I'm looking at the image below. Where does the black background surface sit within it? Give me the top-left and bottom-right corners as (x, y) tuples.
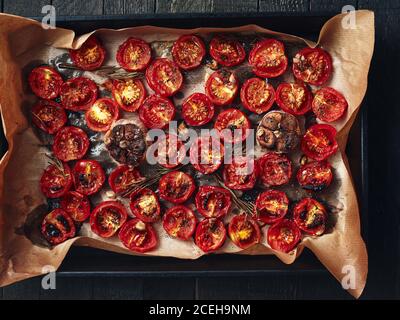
(0, 0), (399, 300)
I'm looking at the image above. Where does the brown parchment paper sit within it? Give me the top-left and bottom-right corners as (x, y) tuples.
(0, 10), (374, 298)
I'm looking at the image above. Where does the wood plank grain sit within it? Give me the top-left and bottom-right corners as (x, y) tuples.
(52, 0), (103, 16)
(259, 0), (309, 12)
(156, 0), (212, 13)
(211, 0), (258, 12)
(197, 275), (351, 299)
(38, 277), (93, 299)
(3, 0), (48, 16)
(310, 0), (357, 12)
(104, 0), (155, 14)
(143, 278), (195, 299)
(92, 277), (143, 299)
(358, 0), (400, 9)
(2, 278), (41, 300)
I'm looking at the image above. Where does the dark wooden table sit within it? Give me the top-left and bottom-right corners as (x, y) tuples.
(1, 0), (399, 300)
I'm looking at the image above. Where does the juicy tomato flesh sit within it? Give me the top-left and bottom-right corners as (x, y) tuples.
(41, 209), (75, 245)
(195, 219), (226, 253)
(119, 219), (157, 253)
(182, 93), (214, 126)
(60, 191), (90, 222)
(293, 48), (332, 85)
(195, 186), (231, 219)
(156, 135), (185, 168)
(215, 109), (250, 142)
(190, 136), (224, 174)
(301, 125), (338, 161)
(139, 95), (175, 129)
(277, 83), (310, 114)
(172, 35), (205, 70)
(210, 37), (245, 66)
(297, 161), (332, 191)
(117, 38), (151, 71)
(109, 165), (144, 194)
(53, 127), (89, 162)
(60, 77), (98, 111)
(147, 58), (183, 97)
(251, 41), (286, 71)
(29, 66), (62, 100)
(130, 189), (160, 222)
(312, 87), (348, 122)
(70, 37), (105, 70)
(159, 171), (195, 204)
(223, 157), (256, 190)
(267, 220), (301, 253)
(86, 99), (118, 132)
(163, 206), (197, 240)
(241, 78), (275, 114)
(40, 163), (72, 198)
(206, 70), (238, 106)
(73, 160), (105, 195)
(32, 100), (66, 134)
(255, 190), (289, 224)
(258, 153), (292, 186)
(95, 208), (124, 236)
(294, 198), (326, 235)
(229, 215), (260, 249)
(113, 79), (145, 112)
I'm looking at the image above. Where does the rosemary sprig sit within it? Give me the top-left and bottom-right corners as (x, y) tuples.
(45, 154), (66, 176)
(212, 173), (255, 215)
(58, 63), (143, 80)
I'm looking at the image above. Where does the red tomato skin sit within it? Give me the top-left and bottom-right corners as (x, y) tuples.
(240, 78), (275, 114)
(108, 165), (144, 195)
(72, 159), (105, 196)
(189, 136), (224, 174)
(228, 215), (261, 249)
(112, 79), (146, 112)
(195, 218), (227, 253)
(118, 218), (158, 253)
(158, 171), (196, 204)
(275, 82), (312, 115)
(139, 95), (176, 129)
(293, 198), (327, 236)
(60, 191), (91, 222)
(248, 39), (288, 78)
(214, 108), (251, 143)
(267, 219), (301, 253)
(28, 66), (63, 100)
(312, 87), (348, 122)
(254, 189), (289, 224)
(31, 100), (67, 134)
(182, 93), (215, 126)
(85, 98), (119, 132)
(292, 47), (333, 86)
(145, 58), (183, 97)
(60, 77), (98, 111)
(53, 126), (90, 162)
(209, 36), (246, 67)
(296, 161), (333, 191)
(40, 162), (73, 198)
(90, 200), (128, 238)
(257, 152), (292, 187)
(301, 124), (338, 161)
(223, 156), (257, 191)
(129, 188), (161, 223)
(172, 35), (206, 70)
(116, 37), (152, 72)
(69, 36), (106, 71)
(41, 209), (76, 245)
(195, 185), (232, 219)
(162, 205), (197, 240)
(205, 70), (239, 106)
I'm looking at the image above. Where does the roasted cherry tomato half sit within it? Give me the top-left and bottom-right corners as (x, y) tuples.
(28, 66), (63, 100)
(267, 219), (301, 253)
(130, 188), (161, 223)
(146, 58), (183, 97)
(155, 134), (186, 169)
(292, 47), (333, 86)
(301, 124), (338, 161)
(254, 190), (289, 224)
(53, 126), (90, 162)
(72, 159), (105, 196)
(228, 214), (261, 249)
(31, 100), (67, 134)
(297, 161), (333, 191)
(195, 218), (227, 253)
(163, 205), (197, 240)
(118, 218), (158, 253)
(41, 209), (76, 245)
(209, 36), (246, 67)
(139, 94), (176, 129)
(240, 77), (275, 114)
(90, 200), (128, 238)
(205, 70), (239, 106)
(293, 198), (327, 236)
(85, 98), (119, 132)
(158, 171), (196, 204)
(172, 34), (206, 70)
(195, 185), (232, 219)
(60, 77), (98, 111)
(116, 37), (151, 72)
(60, 191), (91, 222)
(258, 152), (292, 187)
(112, 78), (146, 112)
(182, 93), (215, 126)
(108, 165), (144, 195)
(40, 162), (72, 198)
(312, 87), (348, 122)
(69, 36), (106, 71)
(189, 136), (224, 174)
(214, 108), (251, 143)
(223, 156), (257, 190)
(276, 82), (312, 115)
(248, 39), (288, 78)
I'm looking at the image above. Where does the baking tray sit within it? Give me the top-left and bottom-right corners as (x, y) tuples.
(0, 12), (368, 276)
